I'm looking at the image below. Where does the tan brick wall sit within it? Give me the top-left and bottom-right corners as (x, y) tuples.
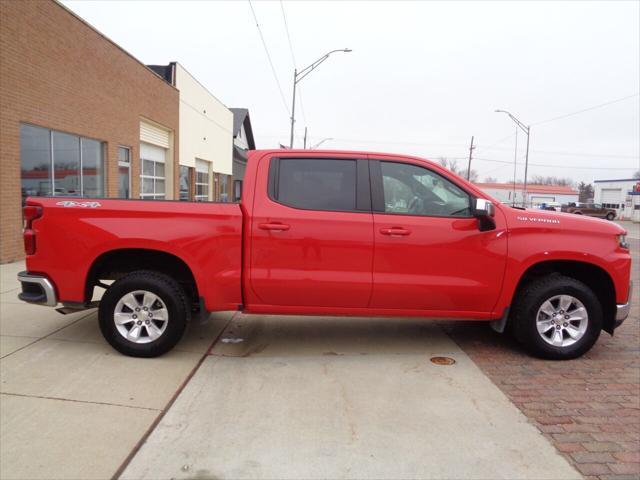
(0, 0), (179, 262)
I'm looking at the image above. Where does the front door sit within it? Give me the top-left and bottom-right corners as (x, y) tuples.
(248, 155), (373, 308)
(369, 158), (508, 316)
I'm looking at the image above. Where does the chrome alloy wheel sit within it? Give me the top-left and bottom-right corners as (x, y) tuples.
(113, 290), (169, 344)
(536, 295), (588, 347)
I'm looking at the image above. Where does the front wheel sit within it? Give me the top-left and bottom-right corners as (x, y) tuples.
(98, 270), (189, 357)
(606, 212), (615, 221)
(511, 275), (602, 360)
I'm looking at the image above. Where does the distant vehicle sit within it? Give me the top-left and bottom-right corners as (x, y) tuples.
(561, 202), (616, 221)
(538, 202), (561, 212)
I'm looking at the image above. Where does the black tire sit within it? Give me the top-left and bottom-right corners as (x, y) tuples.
(98, 270), (189, 357)
(511, 275), (602, 360)
(606, 212), (615, 221)
(573, 211), (583, 215)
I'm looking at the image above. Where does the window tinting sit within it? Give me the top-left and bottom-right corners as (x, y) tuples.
(380, 161), (471, 217)
(274, 159), (357, 211)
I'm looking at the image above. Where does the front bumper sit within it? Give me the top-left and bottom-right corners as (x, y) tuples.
(17, 272), (57, 307)
(614, 281), (633, 328)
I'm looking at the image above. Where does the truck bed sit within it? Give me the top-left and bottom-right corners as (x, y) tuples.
(24, 197), (243, 311)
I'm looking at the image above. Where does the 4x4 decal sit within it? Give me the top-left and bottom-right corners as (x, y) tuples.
(56, 201), (102, 208)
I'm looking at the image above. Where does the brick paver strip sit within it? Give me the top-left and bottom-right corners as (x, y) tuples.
(442, 238), (640, 480)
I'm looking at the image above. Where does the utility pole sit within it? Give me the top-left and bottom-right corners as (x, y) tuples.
(289, 68), (297, 149)
(512, 127), (518, 206)
(523, 126), (531, 207)
(466, 136), (475, 180)
(303, 127), (308, 149)
(495, 109), (531, 208)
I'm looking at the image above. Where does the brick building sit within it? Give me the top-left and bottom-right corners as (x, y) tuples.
(0, 0), (180, 262)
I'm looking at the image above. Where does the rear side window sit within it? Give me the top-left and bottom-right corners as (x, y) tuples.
(270, 158), (357, 211)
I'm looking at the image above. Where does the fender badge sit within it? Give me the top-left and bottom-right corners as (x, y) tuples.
(516, 215), (559, 224)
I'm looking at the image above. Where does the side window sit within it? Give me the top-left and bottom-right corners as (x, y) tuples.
(380, 161), (471, 217)
(272, 158), (357, 211)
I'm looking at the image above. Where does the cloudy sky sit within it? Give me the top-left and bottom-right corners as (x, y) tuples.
(63, 0), (639, 184)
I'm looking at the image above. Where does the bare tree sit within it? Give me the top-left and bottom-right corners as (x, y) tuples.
(438, 157), (478, 182)
(633, 170), (640, 179)
(484, 176), (498, 183)
(529, 175), (574, 187)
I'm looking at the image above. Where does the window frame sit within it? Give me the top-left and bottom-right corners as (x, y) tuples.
(193, 159), (212, 202)
(19, 122), (105, 200)
(139, 144), (166, 200)
(267, 156), (371, 213)
(370, 159), (475, 219)
(117, 146), (131, 199)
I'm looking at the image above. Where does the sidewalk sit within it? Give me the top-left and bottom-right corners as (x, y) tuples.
(0, 261), (232, 480)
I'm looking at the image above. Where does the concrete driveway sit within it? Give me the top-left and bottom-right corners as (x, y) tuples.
(121, 314), (579, 480)
(1, 262), (580, 480)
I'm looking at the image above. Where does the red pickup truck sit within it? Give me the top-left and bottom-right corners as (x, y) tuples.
(19, 150), (632, 360)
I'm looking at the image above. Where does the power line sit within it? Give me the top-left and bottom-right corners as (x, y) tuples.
(472, 157), (635, 170)
(477, 145), (638, 160)
(532, 93), (640, 126)
(259, 133), (638, 161)
(248, 0), (290, 117)
(477, 133), (515, 152)
(280, 0), (296, 67)
(279, 1), (307, 130)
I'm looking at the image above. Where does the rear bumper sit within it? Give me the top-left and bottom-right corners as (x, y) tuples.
(614, 281), (633, 329)
(17, 271), (57, 307)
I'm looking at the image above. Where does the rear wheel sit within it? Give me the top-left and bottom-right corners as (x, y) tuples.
(511, 275), (602, 359)
(98, 270), (188, 357)
(606, 212), (615, 221)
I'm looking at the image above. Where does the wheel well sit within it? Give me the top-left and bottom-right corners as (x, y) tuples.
(513, 260), (617, 334)
(86, 249), (199, 306)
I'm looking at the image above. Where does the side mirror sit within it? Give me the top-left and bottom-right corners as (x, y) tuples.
(473, 198), (496, 231)
(473, 198), (495, 218)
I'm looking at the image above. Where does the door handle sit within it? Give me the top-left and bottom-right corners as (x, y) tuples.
(380, 227), (411, 236)
(259, 222), (291, 231)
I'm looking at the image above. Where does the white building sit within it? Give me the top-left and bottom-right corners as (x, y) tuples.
(594, 178), (640, 222)
(149, 62), (233, 202)
(474, 182), (579, 207)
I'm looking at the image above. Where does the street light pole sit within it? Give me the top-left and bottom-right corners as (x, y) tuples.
(495, 109), (531, 207)
(289, 49), (352, 148)
(311, 137), (333, 149)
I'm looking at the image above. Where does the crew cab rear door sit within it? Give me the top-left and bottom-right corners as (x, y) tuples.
(247, 154), (373, 308)
(369, 157), (508, 315)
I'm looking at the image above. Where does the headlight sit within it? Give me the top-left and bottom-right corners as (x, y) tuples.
(618, 234), (629, 249)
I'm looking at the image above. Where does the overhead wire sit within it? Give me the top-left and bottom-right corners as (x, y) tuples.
(280, 0), (307, 136)
(532, 93), (640, 126)
(248, 0), (290, 118)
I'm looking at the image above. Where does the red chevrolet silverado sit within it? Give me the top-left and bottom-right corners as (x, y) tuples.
(18, 150), (632, 359)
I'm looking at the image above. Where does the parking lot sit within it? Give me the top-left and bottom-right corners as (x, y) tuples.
(1, 222), (637, 480)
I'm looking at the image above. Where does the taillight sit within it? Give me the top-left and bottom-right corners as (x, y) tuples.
(23, 229), (36, 255)
(23, 205), (42, 228)
(23, 205), (42, 255)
